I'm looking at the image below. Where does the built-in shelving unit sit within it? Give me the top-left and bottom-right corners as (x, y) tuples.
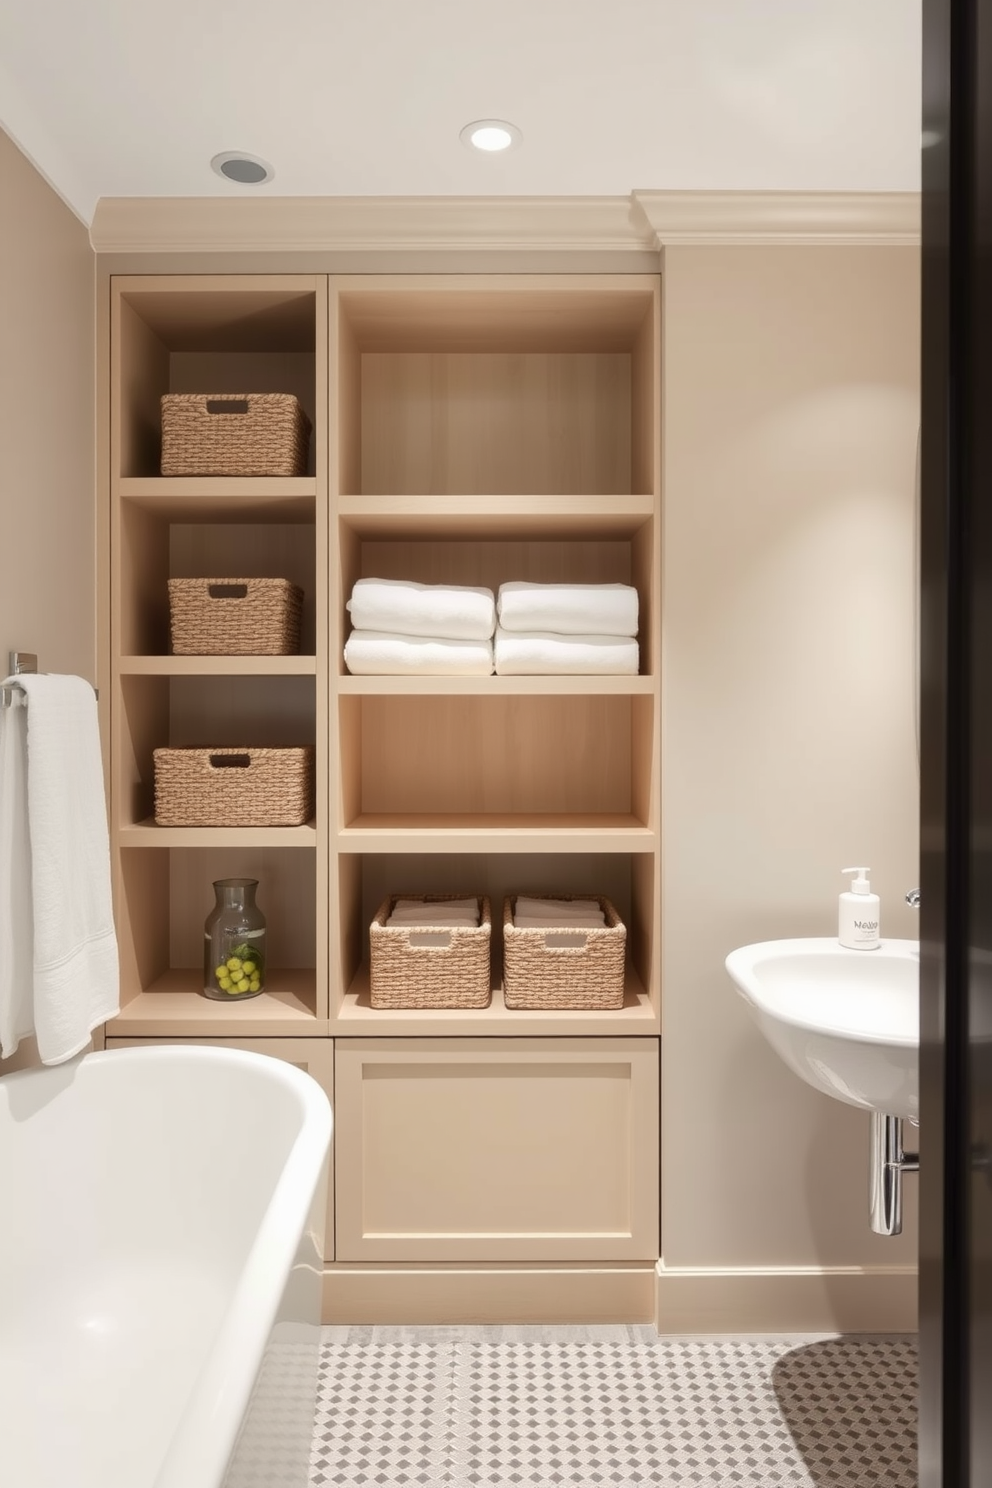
(106, 270), (659, 1039)
(108, 275), (328, 1036)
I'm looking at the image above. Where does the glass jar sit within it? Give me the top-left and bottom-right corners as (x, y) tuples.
(203, 878), (266, 1000)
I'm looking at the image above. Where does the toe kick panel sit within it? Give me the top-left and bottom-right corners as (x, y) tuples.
(334, 1037), (659, 1263)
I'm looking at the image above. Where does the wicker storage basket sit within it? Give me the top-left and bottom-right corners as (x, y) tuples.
(369, 895), (492, 1009)
(153, 746), (314, 827)
(502, 894), (626, 1010)
(168, 577), (304, 656)
(160, 393), (312, 477)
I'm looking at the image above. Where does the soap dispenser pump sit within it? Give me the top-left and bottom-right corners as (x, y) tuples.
(839, 867), (881, 950)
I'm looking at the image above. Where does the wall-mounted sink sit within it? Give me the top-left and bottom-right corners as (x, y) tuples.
(724, 938), (919, 1120)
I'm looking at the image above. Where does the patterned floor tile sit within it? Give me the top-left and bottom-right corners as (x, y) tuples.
(308, 1329), (917, 1487)
(310, 1339), (454, 1486)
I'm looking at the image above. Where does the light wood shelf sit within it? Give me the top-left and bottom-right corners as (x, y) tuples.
(119, 819), (318, 847)
(337, 494), (654, 538)
(110, 968), (323, 1037)
(334, 964), (656, 1037)
(118, 476), (316, 521)
(337, 674), (653, 696)
(336, 814), (655, 853)
(121, 655), (317, 676)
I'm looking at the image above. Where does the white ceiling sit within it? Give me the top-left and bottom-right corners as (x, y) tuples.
(0, 0), (922, 226)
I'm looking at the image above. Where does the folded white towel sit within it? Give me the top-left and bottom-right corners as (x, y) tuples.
(497, 582), (638, 637)
(4, 675), (119, 1065)
(392, 897), (479, 913)
(0, 694), (34, 1058)
(387, 914), (480, 928)
(513, 914), (606, 930)
(348, 578), (496, 641)
(345, 630), (494, 676)
(494, 628), (638, 676)
(348, 627), (493, 675)
(514, 896), (603, 917)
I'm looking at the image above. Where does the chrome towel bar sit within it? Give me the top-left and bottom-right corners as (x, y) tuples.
(0, 652), (98, 709)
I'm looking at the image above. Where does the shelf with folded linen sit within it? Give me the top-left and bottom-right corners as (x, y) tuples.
(340, 578), (645, 678)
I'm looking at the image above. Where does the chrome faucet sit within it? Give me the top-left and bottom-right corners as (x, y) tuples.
(906, 889), (921, 909)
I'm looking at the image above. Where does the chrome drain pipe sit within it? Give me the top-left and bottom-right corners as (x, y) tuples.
(869, 1112), (919, 1236)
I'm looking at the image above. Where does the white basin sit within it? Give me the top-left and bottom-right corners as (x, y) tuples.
(724, 937), (919, 1120)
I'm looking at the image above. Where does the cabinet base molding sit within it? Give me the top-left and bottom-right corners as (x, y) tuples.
(322, 1264), (657, 1325)
(654, 1262), (918, 1336)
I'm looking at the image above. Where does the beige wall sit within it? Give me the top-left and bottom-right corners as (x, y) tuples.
(660, 247), (920, 1308)
(0, 126), (94, 678)
(0, 127), (95, 1070)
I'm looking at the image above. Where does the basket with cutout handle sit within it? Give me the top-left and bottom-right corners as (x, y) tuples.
(153, 746), (314, 826)
(160, 392), (311, 477)
(168, 577), (303, 656)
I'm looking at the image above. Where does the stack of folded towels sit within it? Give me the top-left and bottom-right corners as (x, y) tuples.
(344, 578), (496, 675)
(512, 896), (607, 930)
(387, 896), (481, 927)
(494, 582), (639, 675)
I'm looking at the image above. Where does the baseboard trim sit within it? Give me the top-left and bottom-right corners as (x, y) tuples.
(654, 1263), (918, 1335)
(322, 1263), (656, 1325)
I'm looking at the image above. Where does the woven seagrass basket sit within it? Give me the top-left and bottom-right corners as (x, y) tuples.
(168, 577), (303, 656)
(502, 894), (626, 1010)
(160, 393), (311, 477)
(369, 895), (491, 1009)
(153, 746), (314, 827)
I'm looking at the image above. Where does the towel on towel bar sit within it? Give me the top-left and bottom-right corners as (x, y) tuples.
(0, 694), (33, 1057)
(497, 582), (638, 637)
(494, 628), (638, 676)
(345, 630), (494, 676)
(0, 674), (119, 1064)
(348, 578), (496, 641)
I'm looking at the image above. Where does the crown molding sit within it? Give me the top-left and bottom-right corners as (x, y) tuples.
(89, 194), (656, 255)
(632, 190), (921, 246)
(90, 190), (922, 256)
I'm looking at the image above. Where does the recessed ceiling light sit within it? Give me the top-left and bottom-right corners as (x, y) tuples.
(460, 119), (522, 154)
(210, 151), (274, 185)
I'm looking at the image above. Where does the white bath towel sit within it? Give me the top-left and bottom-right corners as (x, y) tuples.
(494, 628), (638, 676)
(514, 896), (603, 918)
(6, 675), (119, 1065)
(348, 578), (496, 641)
(345, 630), (494, 676)
(497, 582), (638, 637)
(0, 694), (34, 1058)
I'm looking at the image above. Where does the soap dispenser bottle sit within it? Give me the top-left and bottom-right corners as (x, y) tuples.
(839, 867), (881, 950)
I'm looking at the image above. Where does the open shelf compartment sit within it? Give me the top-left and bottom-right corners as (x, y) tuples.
(332, 274), (659, 498)
(117, 673), (317, 831)
(112, 845), (326, 1034)
(112, 275), (322, 480)
(330, 852), (659, 1035)
(336, 690), (656, 839)
(335, 517), (657, 679)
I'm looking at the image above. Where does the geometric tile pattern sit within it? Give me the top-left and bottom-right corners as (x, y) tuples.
(309, 1328), (917, 1487)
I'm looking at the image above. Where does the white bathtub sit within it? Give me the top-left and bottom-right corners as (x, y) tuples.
(0, 1044), (332, 1488)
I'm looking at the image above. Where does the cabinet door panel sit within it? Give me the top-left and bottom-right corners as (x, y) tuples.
(334, 1037), (658, 1262)
(105, 1036), (334, 1261)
